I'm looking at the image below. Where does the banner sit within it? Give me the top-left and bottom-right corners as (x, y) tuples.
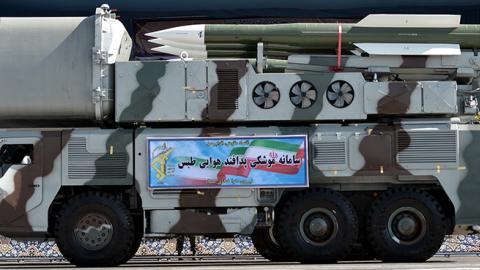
(148, 135), (308, 189)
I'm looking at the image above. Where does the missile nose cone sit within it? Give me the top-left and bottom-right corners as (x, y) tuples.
(146, 24), (206, 45)
(148, 37), (169, 45)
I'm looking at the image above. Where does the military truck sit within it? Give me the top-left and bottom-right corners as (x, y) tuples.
(0, 5), (479, 266)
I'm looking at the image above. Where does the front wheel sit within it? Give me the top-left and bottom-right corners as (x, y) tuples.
(54, 192), (136, 267)
(276, 188), (358, 263)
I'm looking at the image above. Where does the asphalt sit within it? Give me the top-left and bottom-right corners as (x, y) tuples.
(3, 256), (480, 270)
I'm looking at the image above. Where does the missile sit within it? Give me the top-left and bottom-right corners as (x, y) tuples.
(149, 39), (334, 53)
(147, 14), (480, 57)
(149, 37), (342, 59)
(151, 45), (288, 71)
(152, 45), (297, 59)
(148, 24), (205, 44)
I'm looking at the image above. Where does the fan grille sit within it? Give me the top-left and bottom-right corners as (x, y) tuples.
(326, 80), (355, 108)
(289, 81), (317, 109)
(252, 81), (280, 109)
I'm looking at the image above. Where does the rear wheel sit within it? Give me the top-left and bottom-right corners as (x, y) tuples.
(55, 192), (135, 267)
(277, 188), (358, 263)
(251, 226), (288, 262)
(366, 186), (447, 262)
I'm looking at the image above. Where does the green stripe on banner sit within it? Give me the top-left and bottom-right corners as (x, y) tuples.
(249, 139), (301, 152)
(229, 147), (248, 156)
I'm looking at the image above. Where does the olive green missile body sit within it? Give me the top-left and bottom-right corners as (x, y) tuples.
(201, 23), (480, 50)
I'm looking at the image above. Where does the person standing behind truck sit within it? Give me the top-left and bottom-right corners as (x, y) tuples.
(176, 235), (197, 258)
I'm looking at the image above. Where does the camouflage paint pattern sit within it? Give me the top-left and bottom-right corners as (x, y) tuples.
(456, 126), (480, 224)
(171, 61), (246, 234)
(353, 79), (417, 176)
(0, 130), (71, 236)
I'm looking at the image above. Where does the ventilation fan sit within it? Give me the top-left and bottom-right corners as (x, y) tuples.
(326, 80), (354, 108)
(252, 81), (280, 109)
(289, 81), (317, 109)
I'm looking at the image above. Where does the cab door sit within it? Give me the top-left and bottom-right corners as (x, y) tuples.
(0, 136), (43, 226)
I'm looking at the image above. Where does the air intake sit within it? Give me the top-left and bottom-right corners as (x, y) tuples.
(216, 69), (240, 110)
(397, 131), (457, 163)
(313, 141), (346, 165)
(67, 137), (127, 179)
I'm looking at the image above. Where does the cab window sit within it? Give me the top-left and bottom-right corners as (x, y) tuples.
(0, 144), (34, 165)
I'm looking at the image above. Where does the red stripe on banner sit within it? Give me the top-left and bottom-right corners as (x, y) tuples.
(253, 147), (305, 174)
(252, 164), (301, 174)
(218, 148), (306, 179)
(297, 148), (305, 158)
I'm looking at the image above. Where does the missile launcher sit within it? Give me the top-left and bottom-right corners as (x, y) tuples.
(0, 11), (478, 126)
(146, 14), (480, 59)
(125, 14), (480, 123)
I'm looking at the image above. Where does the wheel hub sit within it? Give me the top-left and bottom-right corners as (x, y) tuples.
(299, 208), (338, 246)
(308, 217), (329, 237)
(396, 215), (417, 236)
(388, 207), (427, 245)
(74, 213), (113, 251)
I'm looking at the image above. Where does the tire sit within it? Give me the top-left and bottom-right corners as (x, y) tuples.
(277, 188), (359, 263)
(251, 227), (288, 262)
(54, 191), (136, 267)
(119, 214), (143, 264)
(366, 186), (447, 262)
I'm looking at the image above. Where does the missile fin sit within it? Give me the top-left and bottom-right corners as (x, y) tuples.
(356, 14), (461, 28)
(354, 43), (461, 56)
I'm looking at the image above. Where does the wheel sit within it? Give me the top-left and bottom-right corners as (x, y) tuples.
(251, 226), (288, 262)
(119, 214), (143, 264)
(54, 192), (135, 267)
(366, 186), (447, 262)
(277, 188), (358, 263)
